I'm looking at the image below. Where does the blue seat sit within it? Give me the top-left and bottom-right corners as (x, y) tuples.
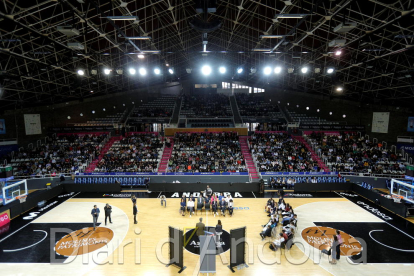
(88, 178), (92, 184)
(82, 177), (87, 184)
(327, 177), (332, 183)
(103, 177), (108, 184)
(317, 177), (322, 183)
(93, 177), (98, 184)
(108, 177), (113, 183)
(133, 178), (137, 186)
(98, 177), (103, 183)
(114, 177), (119, 184)
(128, 177), (133, 184)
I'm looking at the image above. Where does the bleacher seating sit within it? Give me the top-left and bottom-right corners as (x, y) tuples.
(10, 133), (108, 176)
(249, 132), (321, 172)
(131, 96), (176, 117)
(74, 111), (126, 127)
(306, 132), (406, 175)
(95, 133), (162, 172)
(267, 176), (346, 188)
(181, 94), (232, 117)
(287, 108), (340, 125)
(167, 132), (246, 173)
(235, 94), (283, 118)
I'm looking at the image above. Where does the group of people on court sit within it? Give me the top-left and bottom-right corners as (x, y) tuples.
(179, 186), (234, 217)
(260, 196), (298, 251)
(90, 203), (113, 230)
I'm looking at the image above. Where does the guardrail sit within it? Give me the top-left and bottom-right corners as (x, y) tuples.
(11, 173), (74, 180)
(339, 171), (406, 179)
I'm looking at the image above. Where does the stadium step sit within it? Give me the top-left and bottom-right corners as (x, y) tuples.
(158, 139), (174, 173)
(238, 136), (260, 182)
(84, 136), (122, 173)
(294, 136), (330, 172)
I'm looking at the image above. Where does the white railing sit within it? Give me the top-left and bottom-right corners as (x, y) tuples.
(12, 173), (74, 180)
(339, 171), (406, 179)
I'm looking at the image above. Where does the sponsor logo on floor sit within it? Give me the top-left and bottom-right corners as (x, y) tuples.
(302, 226), (362, 256)
(183, 226), (230, 255)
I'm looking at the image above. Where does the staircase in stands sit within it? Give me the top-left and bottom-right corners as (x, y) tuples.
(158, 139), (174, 173)
(85, 136), (121, 173)
(293, 136), (330, 172)
(239, 136), (260, 182)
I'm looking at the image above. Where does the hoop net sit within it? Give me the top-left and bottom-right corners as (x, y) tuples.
(17, 195), (27, 203)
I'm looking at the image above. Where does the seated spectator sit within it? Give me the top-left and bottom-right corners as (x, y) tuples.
(228, 199), (234, 217)
(167, 132), (246, 173)
(269, 233), (285, 251)
(260, 225), (272, 240)
(249, 132), (319, 172)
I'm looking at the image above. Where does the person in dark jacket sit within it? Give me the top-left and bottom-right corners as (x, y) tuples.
(260, 225), (272, 240)
(104, 203), (112, 226)
(91, 205), (100, 230)
(133, 203), (138, 224)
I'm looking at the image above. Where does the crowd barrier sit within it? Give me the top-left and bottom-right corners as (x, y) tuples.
(74, 176), (149, 188)
(76, 172), (249, 176)
(352, 184), (408, 217)
(62, 183), (121, 193)
(149, 182), (259, 192)
(294, 182), (353, 192)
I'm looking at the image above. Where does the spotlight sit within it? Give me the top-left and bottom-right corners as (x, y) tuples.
(92, 110), (95, 114)
(343, 114), (346, 118)
(154, 68), (161, 75)
(67, 116), (71, 119)
(301, 67), (308, 73)
(219, 66), (226, 74)
(201, 65), (212, 76)
(237, 67), (243, 74)
(327, 68), (335, 74)
(306, 107), (309, 110)
(317, 109), (320, 112)
(288, 68), (294, 73)
(329, 112), (332, 115)
(137, 54), (145, 59)
(104, 68), (111, 75)
(287, 103), (290, 105)
(139, 68), (147, 76)
(165, 63), (169, 67)
(80, 113), (83, 116)
(336, 86), (343, 92)
(116, 68), (123, 75)
(103, 108), (106, 111)
(335, 50), (342, 56)
(129, 68), (136, 75)
(77, 69), (85, 76)
(274, 66), (282, 74)
(296, 105), (299, 107)
(90, 90), (94, 93)
(264, 66), (272, 75)
(314, 68), (321, 73)
(168, 68), (174, 74)
(91, 69), (98, 75)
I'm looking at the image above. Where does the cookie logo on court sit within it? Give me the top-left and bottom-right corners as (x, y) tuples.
(55, 227), (114, 256)
(184, 226), (230, 255)
(301, 226), (362, 256)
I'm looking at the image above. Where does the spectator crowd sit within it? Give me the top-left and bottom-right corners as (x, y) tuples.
(12, 133), (107, 176)
(96, 133), (162, 172)
(167, 132), (247, 173)
(307, 132), (406, 174)
(249, 132), (320, 172)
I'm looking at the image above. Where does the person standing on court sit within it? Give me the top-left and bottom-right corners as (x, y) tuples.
(104, 203), (112, 226)
(196, 218), (205, 236)
(131, 195), (137, 205)
(133, 202), (138, 224)
(91, 205), (100, 230)
(160, 195), (167, 207)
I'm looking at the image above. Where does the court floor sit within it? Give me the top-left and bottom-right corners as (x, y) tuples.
(1, 191), (413, 276)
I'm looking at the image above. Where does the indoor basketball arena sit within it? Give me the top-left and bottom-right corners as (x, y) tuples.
(1, 0), (414, 275)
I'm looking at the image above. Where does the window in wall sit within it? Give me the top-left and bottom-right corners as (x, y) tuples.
(222, 82), (231, 89)
(249, 87), (252, 93)
(195, 84), (217, 88)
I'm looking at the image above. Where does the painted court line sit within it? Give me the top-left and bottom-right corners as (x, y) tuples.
(0, 192), (80, 243)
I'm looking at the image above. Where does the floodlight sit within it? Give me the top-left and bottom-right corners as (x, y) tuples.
(104, 68), (111, 75)
(129, 68), (136, 75)
(201, 65), (212, 76)
(77, 69), (85, 76)
(237, 67), (243, 74)
(154, 68), (161, 75)
(274, 66), (282, 74)
(327, 68), (335, 74)
(219, 66), (226, 74)
(301, 67), (308, 73)
(139, 68), (147, 76)
(264, 66), (272, 75)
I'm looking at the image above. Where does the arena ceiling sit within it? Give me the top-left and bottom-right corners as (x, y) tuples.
(0, 0), (413, 110)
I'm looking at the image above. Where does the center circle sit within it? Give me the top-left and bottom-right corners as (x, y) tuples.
(184, 226), (230, 255)
(55, 227), (114, 256)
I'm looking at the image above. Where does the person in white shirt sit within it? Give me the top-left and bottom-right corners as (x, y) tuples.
(187, 199), (195, 217)
(270, 233), (285, 251)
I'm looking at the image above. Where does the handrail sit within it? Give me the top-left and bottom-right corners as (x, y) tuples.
(373, 138), (378, 144)
(382, 141), (387, 149)
(339, 171), (405, 179)
(390, 145), (396, 154)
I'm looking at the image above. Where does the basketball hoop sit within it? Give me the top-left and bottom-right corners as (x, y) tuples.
(17, 195), (27, 203)
(391, 194), (403, 203)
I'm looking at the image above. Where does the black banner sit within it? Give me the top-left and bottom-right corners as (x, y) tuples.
(300, 125), (365, 131)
